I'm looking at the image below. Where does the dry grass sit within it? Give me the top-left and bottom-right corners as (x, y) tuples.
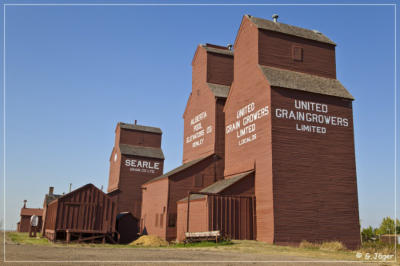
(320, 241), (346, 251)
(5, 232), (399, 263)
(129, 235), (169, 247)
(359, 241), (397, 256)
(299, 240), (320, 249)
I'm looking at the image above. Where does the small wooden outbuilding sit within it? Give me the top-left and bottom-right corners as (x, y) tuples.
(43, 183), (117, 243)
(17, 201), (43, 233)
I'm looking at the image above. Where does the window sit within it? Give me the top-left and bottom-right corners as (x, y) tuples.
(168, 213), (177, 227)
(292, 46), (303, 61)
(160, 213), (164, 227)
(194, 175), (203, 187)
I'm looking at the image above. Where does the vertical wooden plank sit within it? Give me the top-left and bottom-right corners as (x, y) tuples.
(88, 187), (93, 231)
(83, 189), (88, 230)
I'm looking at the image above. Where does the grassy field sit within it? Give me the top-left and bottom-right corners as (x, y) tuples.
(5, 232), (399, 263)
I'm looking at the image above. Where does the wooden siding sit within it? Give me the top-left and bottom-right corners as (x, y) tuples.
(183, 45), (232, 164)
(166, 156), (223, 241)
(176, 195), (256, 242)
(116, 154), (164, 219)
(258, 29), (336, 79)
(224, 16), (274, 243)
(176, 199), (209, 242)
(119, 126), (162, 148)
(207, 52), (234, 85)
(44, 184), (117, 237)
(271, 87), (360, 249)
(17, 216), (43, 233)
(141, 178), (169, 239)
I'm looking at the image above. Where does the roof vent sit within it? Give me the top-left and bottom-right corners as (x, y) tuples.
(227, 44), (233, 50)
(312, 29), (322, 34)
(272, 14), (279, 23)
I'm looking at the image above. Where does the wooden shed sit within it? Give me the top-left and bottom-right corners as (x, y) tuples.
(43, 183), (117, 243)
(176, 171), (255, 242)
(17, 203), (43, 233)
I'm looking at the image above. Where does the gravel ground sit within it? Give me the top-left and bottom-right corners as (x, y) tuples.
(0, 233), (384, 265)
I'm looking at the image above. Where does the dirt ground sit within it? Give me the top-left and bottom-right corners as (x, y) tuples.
(0, 233), (387, 265)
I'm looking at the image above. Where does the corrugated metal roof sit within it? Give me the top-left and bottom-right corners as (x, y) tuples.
(178, 170), (254, 202)
(247, 15), (336, 45)
(143, 155), (213, 185)
(207, 83), (230, 98)
(201, 45), (233, 56)
(259, 65), (354, 100)
(119, 144), (165, 160)
(20, 208), (43, 216)
(119, 122), (162, 134)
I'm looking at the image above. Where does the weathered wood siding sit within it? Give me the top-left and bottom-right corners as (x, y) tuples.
(115, 154), (164, 219)
(141, 178), (169, 239)
(271, 87), (360, 249)
(224, 16), (274, 243)
(44, 184), (117, 236)
(166, 156), (223, 241)
(258, 29), (336, 78)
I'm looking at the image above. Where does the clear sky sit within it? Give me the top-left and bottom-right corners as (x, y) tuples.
(0, 1), (398, 230)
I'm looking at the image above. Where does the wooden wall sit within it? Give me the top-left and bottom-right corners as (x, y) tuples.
(116, 154), (164, 219)
(18, 216), (42, 233)
(141, 178), (169, 239)
(183, 46), (232, 164)
(224, 15), (360, 248)
(176, 198), (209, 242)
(258, 30), (336, 78)
(224, 16), (274, 243)
(166, 156), (223, 241)
(207, 52), (234, 85)
(271, 87), (360, 249)
(44, 184), (117, 237)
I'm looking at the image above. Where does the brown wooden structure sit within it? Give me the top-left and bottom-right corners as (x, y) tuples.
(222, 14), (360, 249)
(107, 122), (164, 220)
(43, 183), (117, 243)
(188, 193), (255, 240)
(141, 44), (233, 241)
(176, 171), (255, 241)
(41, 186), (62, 234)
(16, 201), (43, 233)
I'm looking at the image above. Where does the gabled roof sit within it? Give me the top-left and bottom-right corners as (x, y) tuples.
(201, 44), (233, 56)
(143, 155), (213, 185)
(20, 208), (43, 217)
(259, 65), (354, 100)
(207, 83), (230, 99)
(48, 183), (110, 206)
(119, 122), (162, 134)
(119, 144), (165, 160)
(178, 170), (254, 202)
(246, 15), (336, 45)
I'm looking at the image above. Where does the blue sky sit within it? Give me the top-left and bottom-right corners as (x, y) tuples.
(0, 1), (398, 230)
